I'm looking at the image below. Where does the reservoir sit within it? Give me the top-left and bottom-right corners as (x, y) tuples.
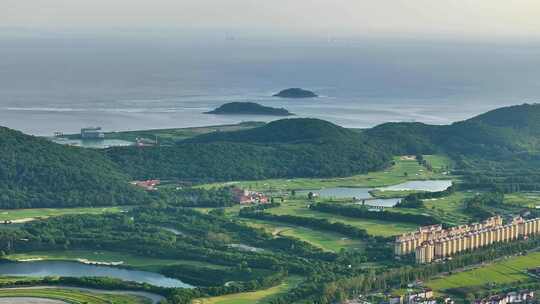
(300, 180), (452, 207)
(0, 261), (193, 288)
(378, 180), (453, 192)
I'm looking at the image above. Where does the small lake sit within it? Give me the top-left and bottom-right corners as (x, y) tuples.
(299, 180), (452, 207)
(0, 261), (193, 288)
(378, 180), (453, 192)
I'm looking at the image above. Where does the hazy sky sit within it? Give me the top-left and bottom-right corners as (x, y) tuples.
(3, 0), (540, 39)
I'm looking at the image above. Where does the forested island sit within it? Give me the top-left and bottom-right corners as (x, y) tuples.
(205, 102), (294, 116)
(273, 88), (318, 98)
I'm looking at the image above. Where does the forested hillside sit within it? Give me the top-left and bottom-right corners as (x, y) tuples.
(3, 104), (540, 209)
(366, 103), (540, 191)
(0, 127), (147, 208)
(106, 119), (392, 182)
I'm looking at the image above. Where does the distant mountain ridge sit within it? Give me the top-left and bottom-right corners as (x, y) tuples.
(205, 102), (293, 116)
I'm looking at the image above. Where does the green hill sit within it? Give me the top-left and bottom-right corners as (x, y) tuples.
(205, 102), (293, 116)
(366, 103), (540, 192)
(106, 119), (391, 182)
(366, 103), (540, 156)
(188, 118), (357, 144)
(0, 127), (147, 209)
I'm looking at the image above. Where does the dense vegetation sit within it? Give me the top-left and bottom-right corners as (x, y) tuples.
(0, 127), (147, 209)
(273, 88), (318, 98)
(105, 119), (392, 182)
(3, 104), (540, 303)
(367, 103), (540, 192)
(205, 102), (293, 116)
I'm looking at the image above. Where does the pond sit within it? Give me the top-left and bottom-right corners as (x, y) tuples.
(377, 180), (453, 192)
(0, 261), (193, 288)
(299, 180), (452, 207)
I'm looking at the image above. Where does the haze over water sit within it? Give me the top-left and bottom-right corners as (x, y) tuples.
(1, 32), (539, 136)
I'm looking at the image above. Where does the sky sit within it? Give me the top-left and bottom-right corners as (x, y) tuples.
(3, 0), (540, 39)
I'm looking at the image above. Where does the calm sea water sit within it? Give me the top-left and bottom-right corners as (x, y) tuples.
(1, 32), (539, 136)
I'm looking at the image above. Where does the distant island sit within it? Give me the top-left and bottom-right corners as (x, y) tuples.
(273, 88), (318, 98)
(205, 102), (294, 116)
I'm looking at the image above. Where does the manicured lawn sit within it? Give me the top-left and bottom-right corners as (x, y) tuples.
(421, 191), (474, 225)
(504, 192), (540, 208)
(200, 156), (453, 192)
(0, 207), (127, 223)
(0, 288), (149, 304)
(267, 200), (417, 237)
(424, 155), (453, 172)
(244, 219), (364, 252)
(6, 250), (226, 271)
(427, 252), (540, 292)
(193, 276), (303, 304)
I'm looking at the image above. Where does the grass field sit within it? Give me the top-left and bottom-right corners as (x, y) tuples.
(244, 219), (364, 252)
(267, 200), (417, 237)
(6, 250), (226, 271)
(424, 155), (453, 172)
(420, 191), (474, 225)
(504, 192), (540, 208)
(0, 207), (127, 223)
(193, 276), (303, 304)
(0, 288), (149, 304)
(427, 252), (540, 292)
(201, 155), (454, 192)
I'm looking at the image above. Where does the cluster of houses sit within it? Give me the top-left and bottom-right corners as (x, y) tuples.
(385, 287), (536, 304)
(474, 291), (535, 304)
(231, 187), (269, 204)
(131, 179), (161, 191)
(388, 289), (449, 304)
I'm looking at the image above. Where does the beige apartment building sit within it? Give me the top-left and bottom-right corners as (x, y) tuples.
(394, 216), (540, 264)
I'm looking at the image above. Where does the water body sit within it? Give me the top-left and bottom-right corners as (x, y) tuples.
(301, 180), (452, 207)
(50, 138), (133, 148)
(1, 33), (539, 136)
(0, 261), (193, 288)
(378, 180), (453, 192)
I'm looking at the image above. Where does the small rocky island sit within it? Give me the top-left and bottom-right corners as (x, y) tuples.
(205, 102), (294, 116)
(273, 88), (318, 98)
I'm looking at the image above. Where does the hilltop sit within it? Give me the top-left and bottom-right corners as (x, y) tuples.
(367, 103), (540, 156)
(204, 102), (293, 116)
(188, 118), (357, 144)
(365, 103), (540, 192)
(273, 88), (318, 98)
(0, 127), (147, 209)
(106, 118), (391, 182)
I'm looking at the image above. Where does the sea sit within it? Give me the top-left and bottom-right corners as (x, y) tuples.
(1, 31), (539, 136)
